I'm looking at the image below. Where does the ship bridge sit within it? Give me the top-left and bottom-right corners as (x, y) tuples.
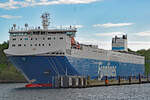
(9, 27), (77, 37)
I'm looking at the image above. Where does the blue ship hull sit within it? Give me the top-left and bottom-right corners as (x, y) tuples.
(9, 56), (145, 84)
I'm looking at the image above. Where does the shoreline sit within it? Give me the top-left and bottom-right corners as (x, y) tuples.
(0, 80), (27, 83)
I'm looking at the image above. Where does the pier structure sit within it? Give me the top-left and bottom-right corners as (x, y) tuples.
(53, 75), (87, 88)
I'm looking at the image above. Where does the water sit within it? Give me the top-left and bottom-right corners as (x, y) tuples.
(0, 83), (150, 100)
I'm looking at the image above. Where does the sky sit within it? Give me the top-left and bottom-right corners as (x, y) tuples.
(0, 0), (150, 51)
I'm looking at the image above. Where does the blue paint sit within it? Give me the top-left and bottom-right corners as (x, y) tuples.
(8, 56), (145, 84)
(9, 56), (79, 84)
(67, 57), (145, 79)
(112, 47), (125, 50)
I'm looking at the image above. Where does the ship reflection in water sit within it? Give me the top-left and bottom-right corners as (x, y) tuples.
(0, 83), (150, 100)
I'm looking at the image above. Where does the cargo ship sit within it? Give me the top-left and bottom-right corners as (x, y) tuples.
(4, 13), (145, 87)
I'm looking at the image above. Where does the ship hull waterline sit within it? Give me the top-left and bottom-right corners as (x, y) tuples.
(8, 56), (145, 87)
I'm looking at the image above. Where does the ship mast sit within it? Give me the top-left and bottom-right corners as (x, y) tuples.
(41, 13), (50, 30)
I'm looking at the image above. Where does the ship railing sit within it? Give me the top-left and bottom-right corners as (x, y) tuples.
(9, 26), (77, 32)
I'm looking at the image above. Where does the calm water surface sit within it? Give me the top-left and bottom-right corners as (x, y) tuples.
(0, 83), (150, 100)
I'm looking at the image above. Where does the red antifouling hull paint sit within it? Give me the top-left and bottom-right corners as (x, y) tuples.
(25, 83), (52, 88)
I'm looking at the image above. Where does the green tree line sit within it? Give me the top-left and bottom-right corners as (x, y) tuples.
(0, 41), (25, 80)
(136, 49), (150, 76)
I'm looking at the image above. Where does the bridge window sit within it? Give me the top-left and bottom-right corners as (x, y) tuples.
(37, 31), (40, 34)
(41, 32), (45, 35)
(33, 31), (40, 35)
(13, 38), (16, 40)
(12, 44), (15, 47)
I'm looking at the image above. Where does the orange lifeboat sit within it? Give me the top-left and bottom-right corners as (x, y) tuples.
(71, 37), (76, 45)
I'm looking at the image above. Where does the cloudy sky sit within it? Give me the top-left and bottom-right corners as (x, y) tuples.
(0, 0), (150, 51)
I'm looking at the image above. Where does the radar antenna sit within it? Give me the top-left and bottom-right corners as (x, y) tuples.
(41, 13), (50, 30)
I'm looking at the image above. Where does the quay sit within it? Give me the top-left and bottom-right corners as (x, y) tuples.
(52, 75), (150, 88)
